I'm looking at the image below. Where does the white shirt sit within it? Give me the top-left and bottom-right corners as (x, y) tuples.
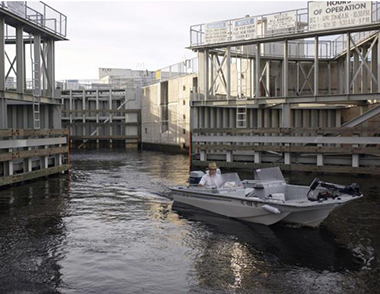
(199, 173), (223, 189)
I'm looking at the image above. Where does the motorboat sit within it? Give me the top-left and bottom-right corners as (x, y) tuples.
(169, 167), (363, 227)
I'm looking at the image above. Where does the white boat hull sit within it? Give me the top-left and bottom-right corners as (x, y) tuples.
(171, 190), (290, 225)
(171, 188), (360, 227)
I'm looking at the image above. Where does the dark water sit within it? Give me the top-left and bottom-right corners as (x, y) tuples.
(0, 150), (379, 294)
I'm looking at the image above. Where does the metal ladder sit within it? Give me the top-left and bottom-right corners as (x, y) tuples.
(236, 46), (248, 128)
(30, 34), (40, 129)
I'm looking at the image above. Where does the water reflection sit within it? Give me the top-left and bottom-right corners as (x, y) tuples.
(0, 150), (379, 293)
(0, 176), (69, 293)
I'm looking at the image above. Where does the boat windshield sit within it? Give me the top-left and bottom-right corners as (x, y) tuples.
(254, 167), (285, 183)
(219, 173), (243, 189)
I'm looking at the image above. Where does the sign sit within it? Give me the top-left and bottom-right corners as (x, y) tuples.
(267, 11), (297, 31)
(6, 2), (26, 18)
(308, 1), (372, 31)
(66, 80), (79, 90)
(204, 21), (228, 44)
(231, 17), (256, 41)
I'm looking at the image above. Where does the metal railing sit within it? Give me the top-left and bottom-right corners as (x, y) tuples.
(190, 2), (380, 59)
(0, 1), (67, 37)
(156, 57), (198, 82)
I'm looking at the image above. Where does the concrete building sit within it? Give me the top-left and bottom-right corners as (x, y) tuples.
(99, 68), (157, 88)
(141, 58), (197, 152)
(0, 2), (69, 187)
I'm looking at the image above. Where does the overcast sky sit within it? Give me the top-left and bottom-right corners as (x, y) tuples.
(50, 1), (307, 81)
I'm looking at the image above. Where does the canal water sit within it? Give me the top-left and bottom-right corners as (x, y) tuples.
(0, 150), (379, 294)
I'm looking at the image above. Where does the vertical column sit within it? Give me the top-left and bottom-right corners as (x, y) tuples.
(0, 16), (5, 92)
(361, 46), (368, 93)
(255, 43), (260, 98)
(5, 149), (14, 176)
(0, 16), (6, 128)
(346, 33), (350, 94)
(226, 47), (231, 100)
(352, 134), (359, 168)
(296, 61), (300, 95)
(314, 36), (319, 96)
(23, 148), (33, 173)
(254, 109), (262, 163)
(109, 90), (113, 148)
(52, 105), (61, 128)
(198, 51), (205, 99)
(353, 51), (359, 94)
(283, 40), (288, 97)
(96, 89), (100, 148)
(69, 90), (73, 147)
(47, 40), (55, 97)
(204, 49), (209, 100)
(327, 61), (331, 94)
(250, 57), (255, 98)
(16, 25), (24, 93)
(266, 60), (270, 97)
(371, 41), (377, 92)
(82, 90), (86, 147)
(210, 53), (214, 97)
(282, 103), (291, 165)
(0, 99), (6, 128)
(378, 32), (380, 93)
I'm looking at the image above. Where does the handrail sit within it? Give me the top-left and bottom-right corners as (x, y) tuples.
(0, 1), (67, 37)
(190, 2), (380, 60)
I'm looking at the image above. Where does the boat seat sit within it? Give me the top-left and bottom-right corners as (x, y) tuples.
(254, 181), (286, 199)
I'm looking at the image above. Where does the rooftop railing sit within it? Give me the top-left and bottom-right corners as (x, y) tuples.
(0, 1), (67, 37)
(156, 57), (198, 82)
(190, 2), (380, 59)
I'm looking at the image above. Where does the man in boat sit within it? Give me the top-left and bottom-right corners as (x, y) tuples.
(198, 162), (223, 189)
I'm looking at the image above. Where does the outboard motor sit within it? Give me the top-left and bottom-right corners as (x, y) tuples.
(307, 178), (321, 201)
(307, 177), (362, 201)
(339, 183), (361, 196)
(189, 171), (205, 186)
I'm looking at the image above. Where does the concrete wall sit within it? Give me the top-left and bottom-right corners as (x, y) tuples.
(141, 74), (195, 150)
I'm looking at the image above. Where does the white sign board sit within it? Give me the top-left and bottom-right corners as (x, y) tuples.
(204, 21), (228, 44)
(308, 1), (372, 31)
(6, 2), (26, 18)
(231, 17), (256, 41)
(267, 11), (297, 31)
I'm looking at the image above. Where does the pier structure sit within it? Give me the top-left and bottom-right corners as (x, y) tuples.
(189, 2), (380, 175)
(0, 2), (68, 187)
(61, 88), (142, 149)
(141, 58), (197, 152)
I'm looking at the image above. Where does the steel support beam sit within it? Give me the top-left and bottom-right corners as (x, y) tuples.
(204, 49), (209, 100)
(16, 25), (24, 93)
(378, 31), (380, 93)
(47, 40), (55, 97)
(226, 46), (231, 100)
(283, 40), (288, 97)
(0, 16), (5, 92)
(314, 36), (319, 96)
(346, 33), (350, 94)
(341, 104), (380, 127)
(255, 43), (260, 98)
